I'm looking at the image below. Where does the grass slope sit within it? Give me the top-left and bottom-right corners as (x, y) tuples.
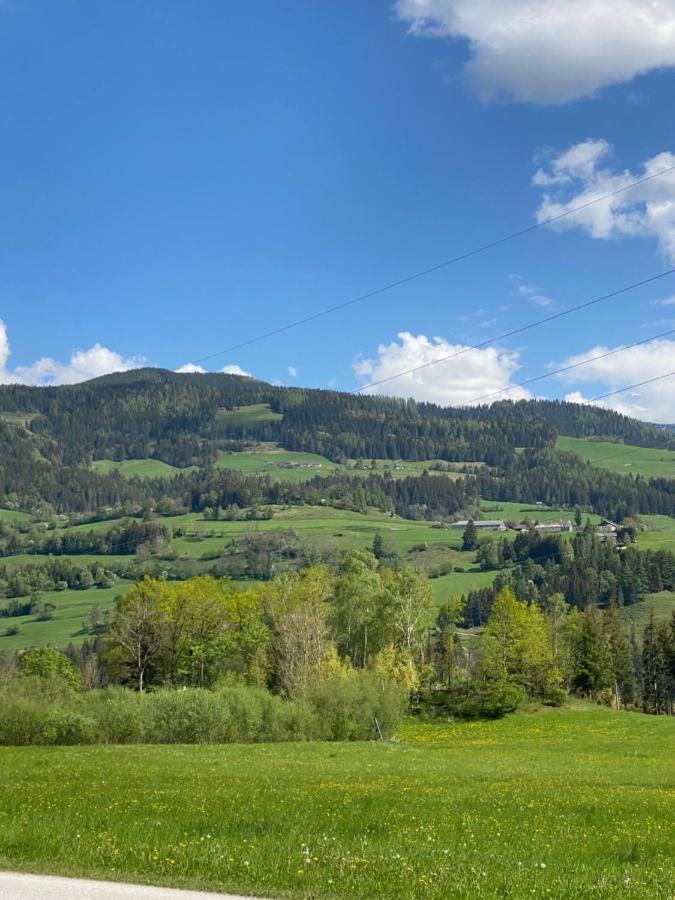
(0, 582), (131, 651)
(215, 449), (339, 481)
(637, 514), (675, 551)
(217, 403), (282, 425)
(91, 459), (194, 479)
(215, 449), (473, 483)
(622, 591), (675, 634)
(557, 436), (675, 480)
(0, 508), (31, 525)
(0, 708), (673, 898)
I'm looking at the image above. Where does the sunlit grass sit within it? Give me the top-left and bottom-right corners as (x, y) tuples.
(0, 707), (673, 898)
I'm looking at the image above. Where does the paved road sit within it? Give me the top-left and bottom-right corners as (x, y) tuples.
(0, 872), (267, 899)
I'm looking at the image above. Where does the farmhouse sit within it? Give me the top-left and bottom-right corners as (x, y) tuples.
(597, 519), (618, 534)
(596, 520), (620, 544)
(451, 519), (507, 532)
(535, 519), (575, 534)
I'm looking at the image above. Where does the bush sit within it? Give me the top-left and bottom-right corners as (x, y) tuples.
(146, 689), (232, 744)
(42, 710), (99, 745)
(454, 680), (523, 719)
(0, 693), (47, 745)
(85, 687), (147, 744)
(306, 672), (407, 741)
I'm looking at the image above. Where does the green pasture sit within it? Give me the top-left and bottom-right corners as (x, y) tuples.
(215, 449), (339, 481)
(480, 499), (602, 526)
(0, 707), (673, 898)
(557, 436), (675, 480)
(165, 506), (468, 560)
(91, 459), (194, 479)
(0, 582), (131, 651)
(0, 553), (131, 571)
(637, 514), (675, 551)
(431, 568), (497, 605)
(0, 508), (31, 525)
(217, 403), (283, 425)
(622, 591), (675, 634)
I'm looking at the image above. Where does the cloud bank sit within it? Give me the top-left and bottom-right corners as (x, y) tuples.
(554, 338), (675, 423)
(533, 140), (675, 261)
(176, 362), (253, 377)
(0, 320), (144, 386)
(395, 0), (675, 104)
(354, 331), (532, 405)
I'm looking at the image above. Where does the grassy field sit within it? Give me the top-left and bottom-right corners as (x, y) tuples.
(91, 459), (195, 479)
(217, 403), (283, 425)
(164, 506), (471, 561)
(480, 499), (602, 526)
(0, 507), (31, 525)
(637, 514), (675, 551)
(431, 568), (497, 605)
(558, 436), (675, 480)
(622, 591), (675, 634)
(215, 448), (340, 481)
(0, 582), (131, 651)
(215, 448), (473, 483)
(0, 707), (672, 898)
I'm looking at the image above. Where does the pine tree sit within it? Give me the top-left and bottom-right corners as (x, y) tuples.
(462, 520), (479, 552)
(602, 602), (636, 709)
(571, 606), (613, 702)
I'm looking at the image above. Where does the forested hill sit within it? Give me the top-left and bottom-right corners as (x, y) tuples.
(0, 368), (673, 519)
(0, 368), (672, 469)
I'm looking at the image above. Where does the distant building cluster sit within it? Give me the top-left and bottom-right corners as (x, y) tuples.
(451, 520), (507, 532)
(450, 516), (625, 548)
(277, 461), (323, 470)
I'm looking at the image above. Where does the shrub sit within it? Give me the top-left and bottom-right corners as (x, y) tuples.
(19, 646), (81, 692)
(42, 710), (99, 745)
(0, 693), (47, 745)
(306, 672), (407, 741)
(146, 689), (232, 744)
(454, 680), (523, 719)
(85, 687), (147, 744)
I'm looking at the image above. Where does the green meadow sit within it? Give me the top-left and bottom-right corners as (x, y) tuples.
(557, 436), (675, 480)
(217, 403), (283, 425)
(637, 514), (675, 551)
(0, 508), (31, 525)
(91, 459), (195, 479)
(215, 448), (340, 481)
(0, 582), (131, 651)
(0, 707), (673, 898)
(622, 591), (675, 634)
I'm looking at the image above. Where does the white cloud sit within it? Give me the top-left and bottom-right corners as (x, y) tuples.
(395, 0), (675, 104)
(176, 362), (253, 377)
(0, 321), (144, 386)
(175, 363), (206, 374)
(354, 331), (532, 405)
(553, 338), (675, 422)
(511, 275), (557, 309)
(287, 366), (299, 378)
(221, 364), (252, 377)
(534, 140), (675, 262)
(652, 295), (675, 306)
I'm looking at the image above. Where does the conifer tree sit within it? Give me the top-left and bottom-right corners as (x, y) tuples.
(462, 520), (479, 552)
(571, 606), (613, 701)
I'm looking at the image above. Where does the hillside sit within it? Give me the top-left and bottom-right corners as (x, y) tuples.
(0, 370), (673, 655)
(557, 435), (675, 479)
(0, 369), (674, 519)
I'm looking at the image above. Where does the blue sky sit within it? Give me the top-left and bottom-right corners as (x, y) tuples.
(2, 0), (675, 420)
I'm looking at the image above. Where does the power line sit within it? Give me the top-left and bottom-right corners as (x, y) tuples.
(588, 371), (675, 403)
(355, 267), (675, 393)
(193, 164), (675, 365)
(462, 328), (675, 406)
